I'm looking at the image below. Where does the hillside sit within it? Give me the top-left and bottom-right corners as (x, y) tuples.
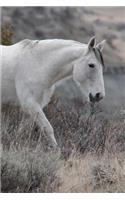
(1, 7), (125, 67)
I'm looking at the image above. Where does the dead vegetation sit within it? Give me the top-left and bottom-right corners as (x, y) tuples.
(1, 98), (125, 193)
(1, 23), (14, 45)
(57, 153), (125, 193)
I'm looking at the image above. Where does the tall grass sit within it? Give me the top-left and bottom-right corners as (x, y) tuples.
(1, 99), (125, 192)
(57, 153), (125, 192)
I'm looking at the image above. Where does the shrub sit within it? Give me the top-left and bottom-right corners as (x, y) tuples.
(1, 150), (60, 192)
(1, 23), (14, 45)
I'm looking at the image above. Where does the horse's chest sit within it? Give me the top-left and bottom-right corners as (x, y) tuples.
(2, 77), (18, 104)
(1, 59), (20, 104)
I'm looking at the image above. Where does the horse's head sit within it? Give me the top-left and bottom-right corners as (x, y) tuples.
(73, 36), (106, 103)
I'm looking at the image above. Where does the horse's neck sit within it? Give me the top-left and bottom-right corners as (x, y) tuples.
(48, 42), (87, 85)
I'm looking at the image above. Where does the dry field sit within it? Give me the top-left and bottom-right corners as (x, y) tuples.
(1, 98), (125, 193)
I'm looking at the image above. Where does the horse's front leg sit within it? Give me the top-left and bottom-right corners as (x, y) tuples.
(36, 108), (58, 146)
(25, 100), (58, 147)
(15, 81), (57, 147)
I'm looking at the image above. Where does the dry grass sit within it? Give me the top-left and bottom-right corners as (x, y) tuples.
(57, 154), (125, 192)
(1, 150), (60, 193)
(1, 98), (125, 192)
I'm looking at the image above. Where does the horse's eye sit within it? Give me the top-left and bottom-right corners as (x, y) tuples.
(89, 64), (95, 68)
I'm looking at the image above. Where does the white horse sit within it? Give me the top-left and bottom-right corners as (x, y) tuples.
(1, 36), (106, 146)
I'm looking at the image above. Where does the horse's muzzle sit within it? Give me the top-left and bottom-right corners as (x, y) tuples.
(89, 92), (103, 103)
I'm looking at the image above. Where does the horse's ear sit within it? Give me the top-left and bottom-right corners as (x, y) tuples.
(88, 36), (96, 49)
(96, 40), (106, 51)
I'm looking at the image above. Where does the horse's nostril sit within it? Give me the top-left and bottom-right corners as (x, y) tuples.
(96, 92), (100, 99)
(89, 92), (103, 102)
(95, 92), (103, 101)
(89, 93), (94, 102)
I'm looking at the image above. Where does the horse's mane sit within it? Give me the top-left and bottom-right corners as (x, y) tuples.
(93, 48), (105, 70)
(20, 39), (39, 49)
(20, 39), (105, 71)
